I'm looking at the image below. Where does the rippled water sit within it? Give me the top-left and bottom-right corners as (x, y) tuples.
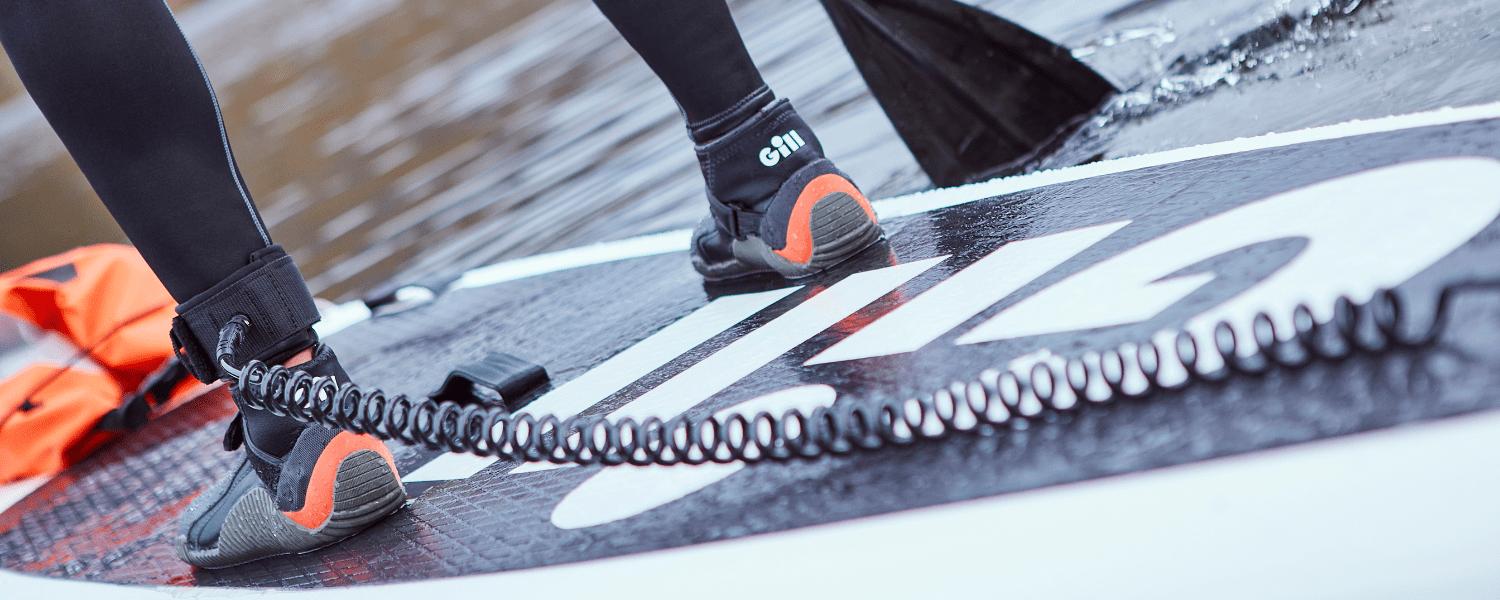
(2, 0), (1489, 302)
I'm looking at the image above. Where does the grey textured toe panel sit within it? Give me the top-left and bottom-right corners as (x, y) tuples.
(174, 449), (405, 569)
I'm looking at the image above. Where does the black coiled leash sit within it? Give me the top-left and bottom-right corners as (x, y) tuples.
(215, 283), (1492, 467)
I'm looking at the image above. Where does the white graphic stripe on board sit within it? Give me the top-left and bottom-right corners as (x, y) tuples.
(805, 221), (1129, 365)
(550, 384), (838, 530)
(520, 286), (800, 420)
(514, 256), (946, 475)
(606, 256), (946, 423)
(959, 158), (1500, 354)
(405, 286), (797, 483)
(543, 258), (945, 506)
(452, 229), (694, 291)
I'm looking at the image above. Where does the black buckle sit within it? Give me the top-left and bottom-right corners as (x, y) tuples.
(96, 359), (190, 431)
(709, 197), (763, 239)
(428, 352), (549, 412)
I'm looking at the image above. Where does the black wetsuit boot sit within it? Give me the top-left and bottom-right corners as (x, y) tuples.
(167, 247), (406, 569)
(591, 0), (884, 280)
(174, 344), (405, 569)
(691, 99), (883, 280)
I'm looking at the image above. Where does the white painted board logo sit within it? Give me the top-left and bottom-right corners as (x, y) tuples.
(759, 129), (806, 167)
(404, 157), (1500, 530)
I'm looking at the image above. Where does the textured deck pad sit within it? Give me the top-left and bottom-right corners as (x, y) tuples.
(6, 117), (1500, 588)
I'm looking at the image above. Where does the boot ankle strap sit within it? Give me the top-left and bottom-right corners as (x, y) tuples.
(170, 245), (321, 383)
(707, 195), (764, 239)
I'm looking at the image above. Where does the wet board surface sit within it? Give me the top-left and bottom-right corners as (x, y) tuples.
(6, 110), (1500, 588)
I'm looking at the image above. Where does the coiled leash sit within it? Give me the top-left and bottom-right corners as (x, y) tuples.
(214, 282), (1496, 466)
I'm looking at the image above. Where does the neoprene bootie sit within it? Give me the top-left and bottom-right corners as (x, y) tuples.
(173, 343), (406, 568)
(168, 245), (404, 569)
(691, 98), (882, 280)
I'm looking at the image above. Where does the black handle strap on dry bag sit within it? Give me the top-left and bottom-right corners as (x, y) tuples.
(96, 359), (190, 431)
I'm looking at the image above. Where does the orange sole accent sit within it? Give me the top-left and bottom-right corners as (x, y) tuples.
(773, 174), (877, 263)
(282, 432), (400, 530)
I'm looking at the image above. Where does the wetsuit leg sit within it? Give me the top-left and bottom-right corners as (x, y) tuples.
(0, 0), (320, 454)
(0, 0), (270, 303)
(592, 0), (774, 143)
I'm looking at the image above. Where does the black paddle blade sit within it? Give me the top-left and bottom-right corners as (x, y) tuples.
(820, 0), (1117, 186)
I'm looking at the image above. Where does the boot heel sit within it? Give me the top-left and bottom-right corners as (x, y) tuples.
(319, 450), (407, 539)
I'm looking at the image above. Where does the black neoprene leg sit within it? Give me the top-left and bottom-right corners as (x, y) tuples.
(592, 0), (774, 143)
(0, 0), (270, 303)
(0, 1), (320, 453)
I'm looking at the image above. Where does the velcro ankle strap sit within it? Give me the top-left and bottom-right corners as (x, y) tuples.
(170, 245), (321, 383)
(707, 196), (763, 239)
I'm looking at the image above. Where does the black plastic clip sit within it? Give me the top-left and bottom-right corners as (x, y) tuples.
(97, 359), (189, 431)
(427, 352), (548, 412)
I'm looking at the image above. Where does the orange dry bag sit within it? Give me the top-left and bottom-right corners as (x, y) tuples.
(0, 244), (196, 483)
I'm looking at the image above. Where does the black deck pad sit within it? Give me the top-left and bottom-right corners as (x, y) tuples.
(6, 117), (1500, 588)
